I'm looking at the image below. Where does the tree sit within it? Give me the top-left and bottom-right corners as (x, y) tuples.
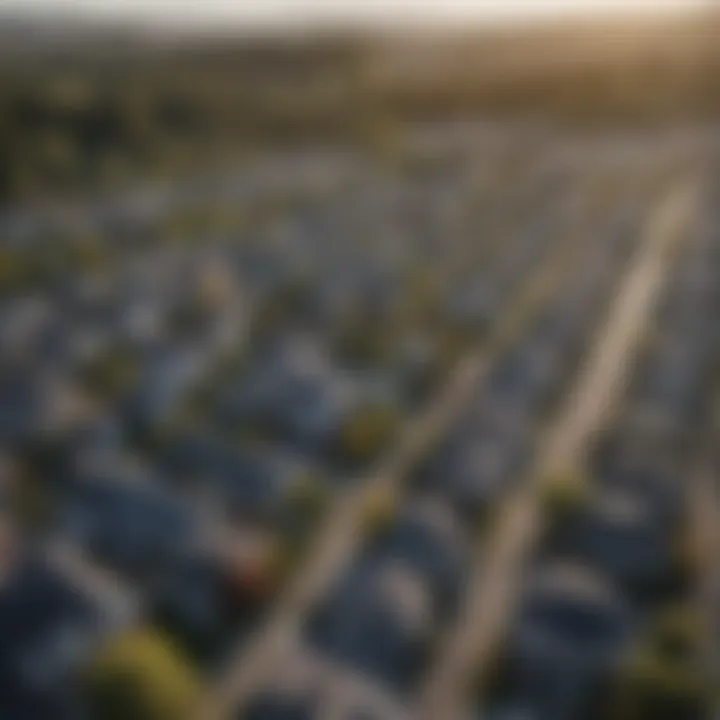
(86, 628), (202, 720)
(360, 486), (399, 538)
(336, 321), (394, 368)
(286, 473), (328, 520)
(613, 648), (708, 720)
(539, 469), (592, 524)
(612, 606), (711, 720)
(83, 351), (140, 401)
(222, 542), (283, 611)
(652, 606), (705, 661)
(336, 404), (400, 464)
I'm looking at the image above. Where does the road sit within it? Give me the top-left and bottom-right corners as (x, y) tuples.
(46, 541), (142, 628)
(198, 183), (595, 720)
(413, 177), (700, 720)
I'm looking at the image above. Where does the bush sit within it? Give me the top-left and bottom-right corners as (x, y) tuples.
(539, 470), (592, 523)
(613, 648), (709, 720)
(336, 322), (395, 368)
(439, 326), (478, 367)
(670, 523), (703, 588)
(83, 351), (140, 401)
(612, 606), (711, 720)
(652, 606), (706, 661)
(360, 486), (399, 537)
(286, 473), (328, 518)
(404, 270), (440, 315)
(221, 534), (284, 610)
(336, 403), (400, 464)
(86, 628), (201, 720)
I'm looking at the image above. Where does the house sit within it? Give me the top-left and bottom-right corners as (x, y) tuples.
(393, 331), (444, 403)
(0, 296), (53, 363)
(422, 421), (528, 524)
(162, 434), (325, 528)
(60, 457), (196, 580)
(125, 345), (208, 430)
(0, 552), (105, 719)
(243, 691), (317, 720)
(0, 452), (16, 514)
(306, 559), (436, 691)
(479, 333), (565, 440)
(218, 335), (379, 453)
(243, 643), (408, 720)
(442, 282), (494, 334)
(633, 339), (707, 427)
(367, 497), (468, 618)
(0, 366), (90, 448)
(219, 449), (324, 529)
(117, 295), (168, 347)
(38, 317), (111, 371)
(599, 465), (682, 530)
(151, 552), (237, 662)
(503, 561), (631, 720)
(549, 486), (676, 601)
(69, 413), (124, 454)
(591, 420), (686, 487)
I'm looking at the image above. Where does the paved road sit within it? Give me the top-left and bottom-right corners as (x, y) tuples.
(46, 542), (142, 627)
(198, 188), (594, 720)
(413, 177), (700, 720)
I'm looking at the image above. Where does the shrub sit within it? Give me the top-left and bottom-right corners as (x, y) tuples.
(83, 351), (140, 401)
(613, 648), (709, 720)
(86, 628), (201, 720)
(652, 606), (706, 661)
(360, 486), (399, 537)
(539, 469), (592, 523)
(336, 403), (400, 464)
(286, 473), (328, 518)
(613, 606), (711, 720)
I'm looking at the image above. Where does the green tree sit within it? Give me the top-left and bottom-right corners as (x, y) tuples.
(86, 628), (202, 720)
(612, 607), (711, 720)
(539, 470), (592, 523)
(359, 486), (399, 538)
(613, 648), (708, 720)
(337, 403), (399, 464)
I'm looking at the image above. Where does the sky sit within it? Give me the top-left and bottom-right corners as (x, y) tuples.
(0, 0), (710, 29)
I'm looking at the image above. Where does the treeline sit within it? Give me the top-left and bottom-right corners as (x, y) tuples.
(0, 14), (718, 206)
(0, 36), (372, 205)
